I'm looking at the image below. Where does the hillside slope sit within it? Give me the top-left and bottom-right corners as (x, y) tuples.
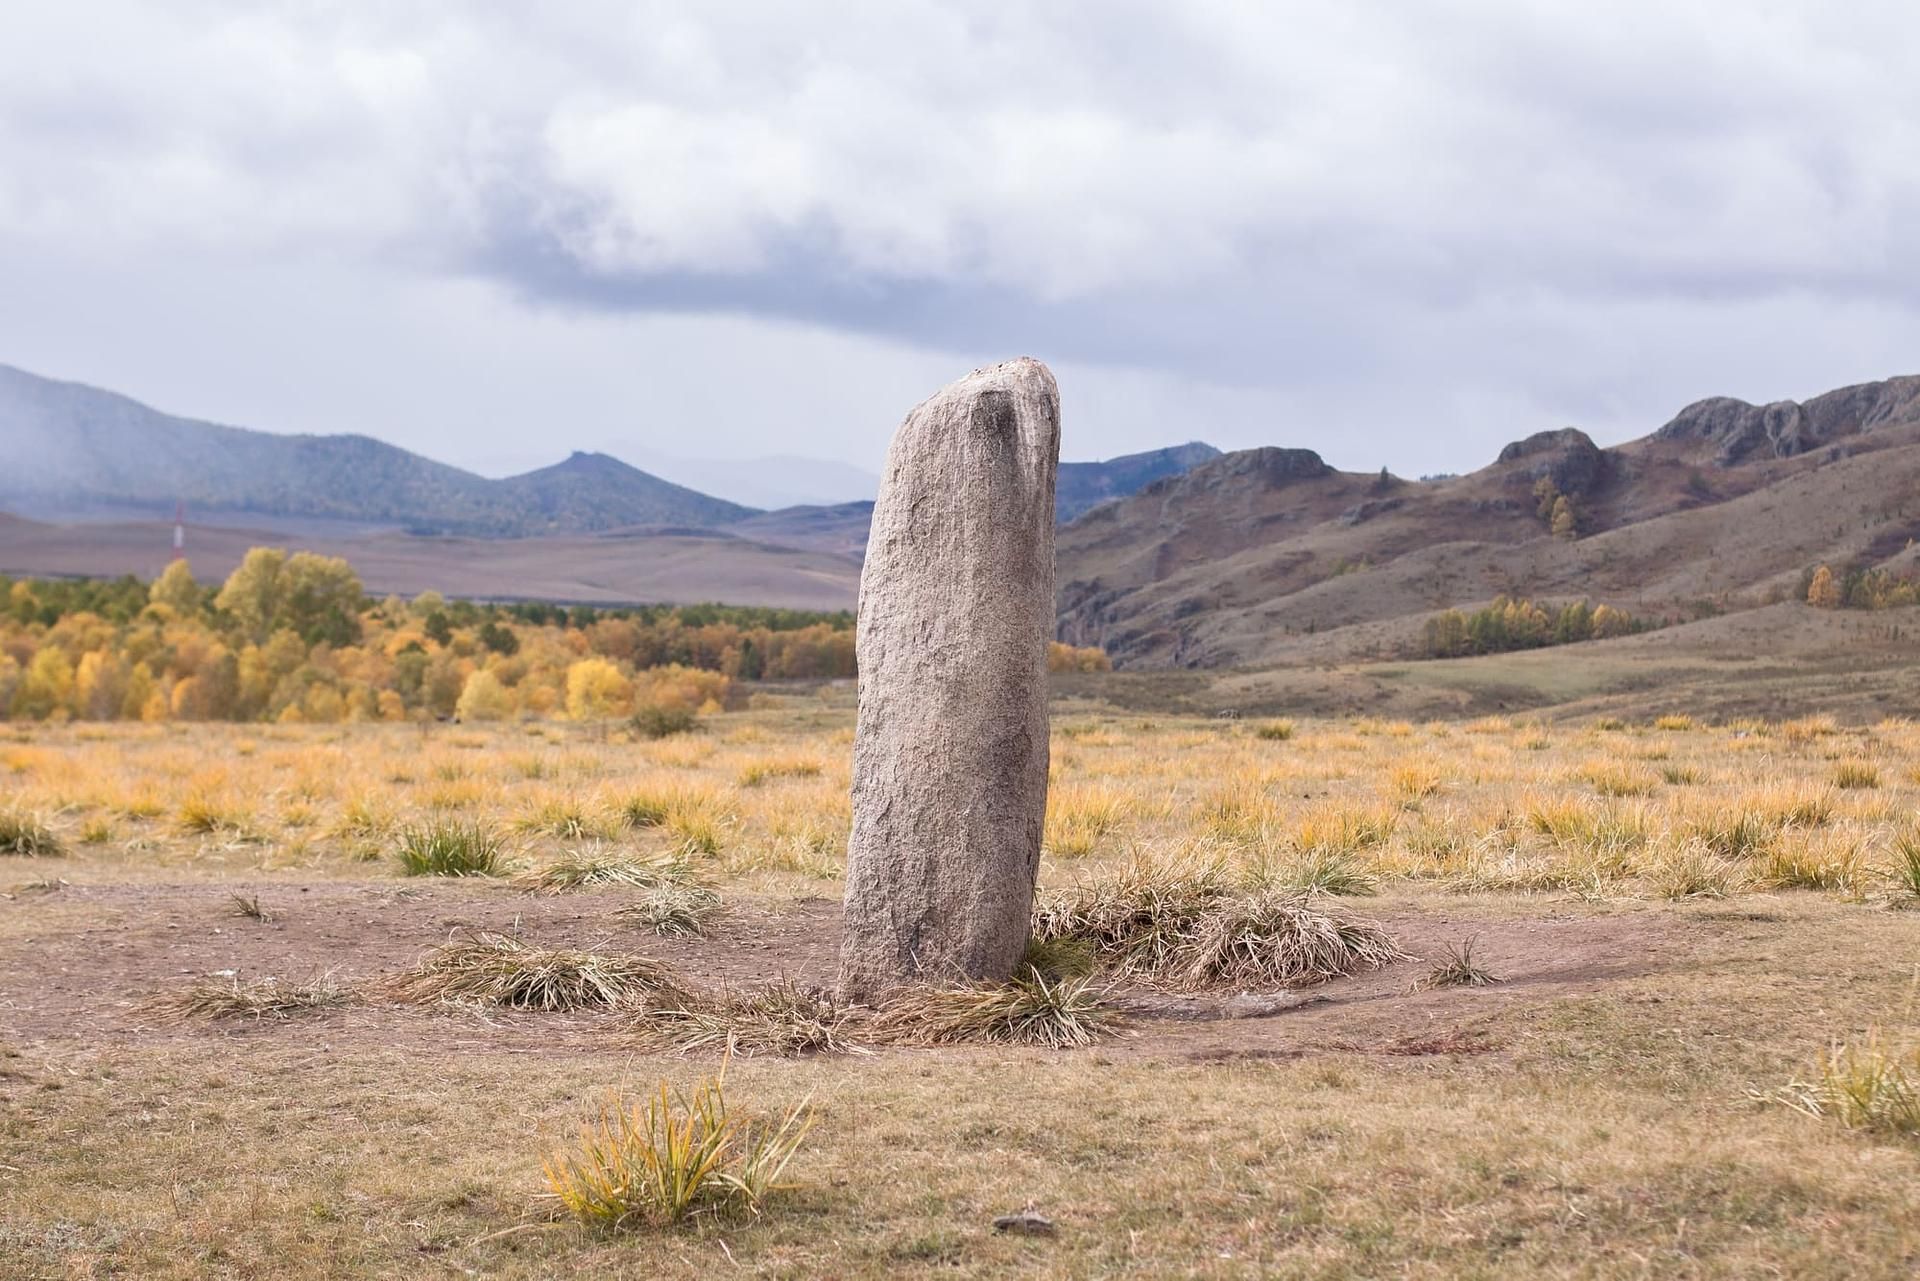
(1057, 375), (1920, 669)
(0, 364), (753, 536)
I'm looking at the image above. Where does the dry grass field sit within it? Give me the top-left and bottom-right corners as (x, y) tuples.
(3, 693), (1919, 1277)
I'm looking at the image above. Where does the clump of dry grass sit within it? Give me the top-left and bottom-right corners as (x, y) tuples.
(380, 931), (688, 1011)
(544, 1073), (814, 1229)
(1755, 835), (1868, 894)
(1034, 857), (1405, 989)
(154, 972), (351, 1021)
(614, 883), (722, 937)
(516, 798), (617, 841)
(1413, 937), (1499, 990)
(1647, 842), (1743, 900)
(0, 809), (60, 857)
(1176, 890), (1406, 988)
(1248, 848), (1379, 897)
(1832, 761), (1881, 791)
(228, 891), (273, 922)
(630, 980), (862, 1057)
(871, 968), (1119, 1049)
(1890, 836), (1920, 906)
(1032, 854), (1227, 979)
(515, 847), (692, 894)
(1020, 935), (1098, 982)
(1772, 1029), (1920, 1138)
(176, 791), (254, 837)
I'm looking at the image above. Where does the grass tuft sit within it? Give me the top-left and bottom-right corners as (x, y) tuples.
(381, 931), (689, 1011)
(397, 819), (505, 877)
(0, 809), (60, 857)
(1832, 761), (1881, 790)
(1773, 1029), (1920, 1138)
(228, 892), (273, 922)
(872, 968), (1119, 1049)
(1414, 937), (1499, 990)
(515, 847), (692, 894)
(1035, 860), (1406, 989)
(544, 1073), (813, 1229)
(1175, 890), (1407, 988)
(155, 972), (350, 1020)
(613, 883), (722, 936)
(631, 980), (862, 1058)
(1890, 836), (1920, 906)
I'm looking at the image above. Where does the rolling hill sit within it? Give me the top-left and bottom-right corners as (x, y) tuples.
(0, 363), (754, 536)
(1055, 374), (1920, 670)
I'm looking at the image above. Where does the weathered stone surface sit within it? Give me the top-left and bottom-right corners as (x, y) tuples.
(838, 358), (1061, 1001)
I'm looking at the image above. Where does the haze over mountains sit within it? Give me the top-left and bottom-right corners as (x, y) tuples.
(0, 362), (1219, 537)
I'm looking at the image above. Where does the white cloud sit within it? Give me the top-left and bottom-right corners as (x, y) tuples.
(2, 1), (1918, 479)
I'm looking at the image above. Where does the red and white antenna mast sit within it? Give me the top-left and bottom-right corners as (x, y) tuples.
(172, 501), (185, 560)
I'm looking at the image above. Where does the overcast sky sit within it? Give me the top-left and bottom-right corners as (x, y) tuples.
(3, 2), (1916, 485)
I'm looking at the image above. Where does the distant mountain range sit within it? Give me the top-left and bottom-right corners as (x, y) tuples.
(0, 363), (1220, 539)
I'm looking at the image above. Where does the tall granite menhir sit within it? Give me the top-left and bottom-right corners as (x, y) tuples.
(838, 358), (1062, 1001)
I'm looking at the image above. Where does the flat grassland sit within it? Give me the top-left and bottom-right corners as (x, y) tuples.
(2, 699), (1917, 1278)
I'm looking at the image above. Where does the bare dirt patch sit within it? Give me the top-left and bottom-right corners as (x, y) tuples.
(1, 879), (1686, 1063)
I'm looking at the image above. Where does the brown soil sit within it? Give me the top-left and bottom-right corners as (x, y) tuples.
(0, 880), (1687, 1063)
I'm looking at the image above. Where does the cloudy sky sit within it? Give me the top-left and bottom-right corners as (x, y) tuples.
(2, 2), (1916, 492)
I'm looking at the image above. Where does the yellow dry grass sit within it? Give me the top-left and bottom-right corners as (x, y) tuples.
(3, 699), (1919, 1276)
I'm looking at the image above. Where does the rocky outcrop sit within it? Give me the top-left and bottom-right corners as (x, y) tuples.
(1496, 427), (1606, 496)
(1654, 375), (1920, 465)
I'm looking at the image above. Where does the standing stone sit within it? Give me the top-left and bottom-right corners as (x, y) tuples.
(838, 358), (1061, 1001)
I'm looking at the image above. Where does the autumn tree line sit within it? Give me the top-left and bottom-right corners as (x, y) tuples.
(0, 551), (1108, 724)
(1419, 595), (1646, 658)
(1802, 562), (1920, 611)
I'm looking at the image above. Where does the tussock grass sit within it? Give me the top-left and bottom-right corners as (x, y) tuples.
(1583, 762), (1660, 798)
(1647, 842), (1743, 900)
(614, 883), (722, 937)
(1044, 785), (1131, 859)
(516, 798), (616, 841)
(1249, 848), (1379, 897)
(1833, 761), (1881, 790)
(382, 931), (689, 1011)
(630, 981), (861, 1057)
(78, 817), (114, 845)
(1032, 853), (1227, 979)
(155, 972), (350, 1021)
(544, 1074), (814, 1229)
(736, 756), (824, 787)
(176, 792), (253, 836)
(871, 968), (1119, 1049)
(1020, 935), (1097, 982)
(1414, 937), (1499, 990)
(1291, 805), (1397, 856)
(1034, 857), (1405, 989)
(1755, 836), (1868, 894)
(0, 809), (60, 857)
(1652, 715), (1697, 732)
(1688, 808), (1780, 860)
(1176, 890), (1406, 988)
(515, 847), (693, 894)
(1254, 719), (1295, 741)
(1890, 836), (1920, 905)
(1774, 1029), (1920, 1138)
(397, 818), (505, 877)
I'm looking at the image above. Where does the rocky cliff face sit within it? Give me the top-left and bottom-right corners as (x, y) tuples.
(1654, 375), (1920, 465)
